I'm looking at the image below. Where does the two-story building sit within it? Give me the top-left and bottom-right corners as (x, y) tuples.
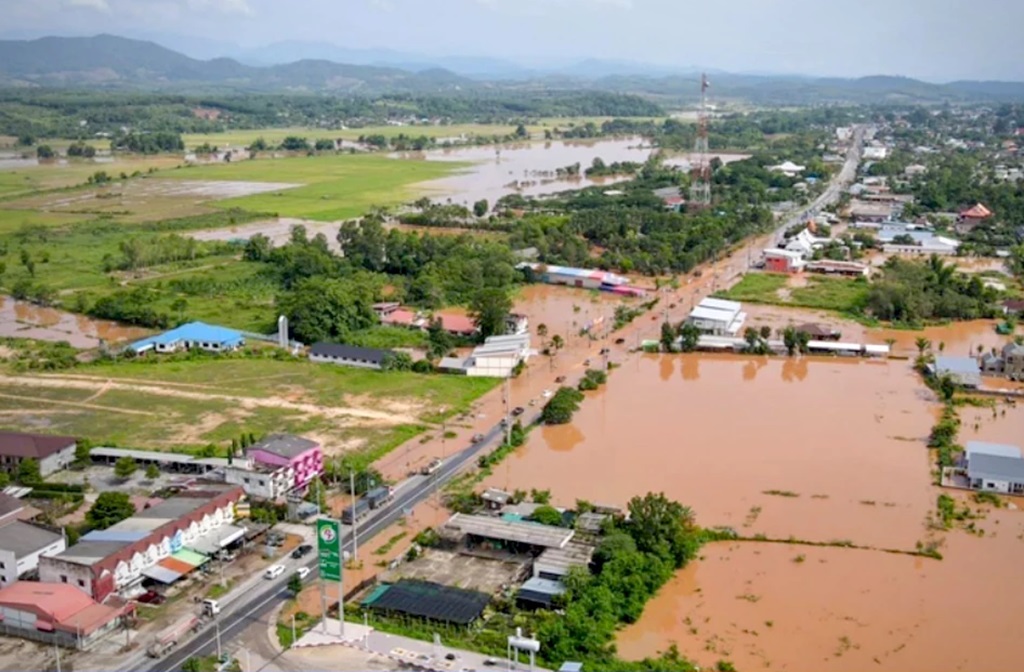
(246, 435), (323, 492)
(0, 431), (77, 477)
(223, 460), (295, 500)
(39, 484), (244, 600)
(0, 493), (65, 586)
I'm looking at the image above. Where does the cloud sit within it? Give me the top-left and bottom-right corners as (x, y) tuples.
(65, 0), (111, 11)
(185, 0), (253, 15)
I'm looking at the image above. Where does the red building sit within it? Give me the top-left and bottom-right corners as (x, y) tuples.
(957, 203), (993, 232)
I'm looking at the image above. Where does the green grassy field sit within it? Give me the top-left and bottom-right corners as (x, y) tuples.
(164, 153), (465, 221)
(0, 208), (89, 233)
(0, 356), (498, 457)
(717, 272), (789, 303)
(719, 272), (871, 314)
(0, 156), (183, 199)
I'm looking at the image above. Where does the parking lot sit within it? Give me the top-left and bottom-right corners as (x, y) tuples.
(383, 549), (528, 594)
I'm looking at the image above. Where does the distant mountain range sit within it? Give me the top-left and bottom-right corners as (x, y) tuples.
(1, 34), (1023, 103)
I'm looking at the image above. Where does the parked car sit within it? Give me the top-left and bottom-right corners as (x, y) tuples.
(291, 544), (313, 559)
(483, 659), (500, 667)
(512, 406), (524, 416)
(542, 389), (553, 398)
(296, 567), (311, 580)
(137, 590), (165, 605)
(264, 564), (286, 580)
(472, 433), (485, 443)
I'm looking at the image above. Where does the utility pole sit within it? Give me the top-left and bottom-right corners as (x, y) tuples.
(504, 376), (512, 447)
(350, 468), (358, 561)
(215, 617), (222, 664)
(54, 641), (61, 672)
(292, 613), (297, 646)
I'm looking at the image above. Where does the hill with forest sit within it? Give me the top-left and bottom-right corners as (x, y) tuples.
(1, 35), (1023, 103)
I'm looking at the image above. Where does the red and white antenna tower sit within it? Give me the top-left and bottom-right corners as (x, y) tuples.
(689, 73), (711, 208)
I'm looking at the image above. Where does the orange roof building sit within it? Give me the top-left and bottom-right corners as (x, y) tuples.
(960, 203), (993, 219)
(0, 581), (130, 647)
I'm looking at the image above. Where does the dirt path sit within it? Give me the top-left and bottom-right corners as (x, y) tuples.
(0, 375), (421, 425)
(0, 391), (158, 416)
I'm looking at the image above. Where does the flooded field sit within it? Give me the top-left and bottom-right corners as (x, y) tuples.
(0, 295), (148, 348)
(401, 137), (653, 207)
(485, 354), (936, 550)
(11, 178), (300, 220)
(617, 509), (1024, 672)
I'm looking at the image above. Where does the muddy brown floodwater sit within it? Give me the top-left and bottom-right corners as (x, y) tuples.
(485, 355), (936, 550)
(479, 351), (1024, 671)
(0, 296), (148, 348)
(398, 137), (653, 207)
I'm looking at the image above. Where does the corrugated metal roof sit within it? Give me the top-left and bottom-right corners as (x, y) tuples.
(142, 564), (183, 584)
(81, 529), (151, 543)
(698, 297), (742, 312)
(968, 453), (1024, 482)
(445, 513), (573, 549)
(171, 548), (208, 567)
(966, 441), (1022, 460)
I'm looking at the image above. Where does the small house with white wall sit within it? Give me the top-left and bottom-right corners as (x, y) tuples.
(129, 322), (243, 355)
(309, 343), (393, 370)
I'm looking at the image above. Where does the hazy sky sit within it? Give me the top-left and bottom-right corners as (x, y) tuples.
(8, 0), (1024, 80)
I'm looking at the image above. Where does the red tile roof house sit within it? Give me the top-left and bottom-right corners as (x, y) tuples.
(0, 581), (131, 649)
(436, 313), (479, 337)
(956, 203), (993, 233)
(245, 435), (323, 492)
(0, 431), (77, 477)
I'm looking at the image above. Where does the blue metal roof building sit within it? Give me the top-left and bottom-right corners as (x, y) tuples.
(130, 321), (244, 354)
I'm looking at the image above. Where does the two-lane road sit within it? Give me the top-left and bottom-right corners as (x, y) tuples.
(146, 413), (535, 672)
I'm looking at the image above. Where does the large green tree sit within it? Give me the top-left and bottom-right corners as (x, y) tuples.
(277, 276), (378, 344)
(86, 492), (136, 530)
(626, 492), (697, 568)
(468, 288), (512, 339)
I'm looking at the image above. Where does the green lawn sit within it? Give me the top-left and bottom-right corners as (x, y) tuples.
(0, 208), (89, 233)
(0, 357), (497, 457)
(718, 273), (789, 303)
(164, 153), (464, 221)
(719, 273), (870, 314)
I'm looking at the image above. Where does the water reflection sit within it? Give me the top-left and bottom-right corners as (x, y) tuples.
(406, 137), (654, 206)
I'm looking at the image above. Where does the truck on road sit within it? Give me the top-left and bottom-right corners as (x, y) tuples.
(342, 498), (370, 524)
(146, 615), (202, 658)
(365, 486), (393, 510)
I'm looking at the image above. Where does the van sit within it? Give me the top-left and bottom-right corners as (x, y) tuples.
(264, 564), (285, 580)
(202, 599), (220, 617)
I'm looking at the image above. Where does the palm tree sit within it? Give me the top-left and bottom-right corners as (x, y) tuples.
(551, 334), (564, 350)
(536, 323), (548, 339)
(884, 337), (896, 358)
(938, 341), (946, 353)
(915, 337), (931, 356)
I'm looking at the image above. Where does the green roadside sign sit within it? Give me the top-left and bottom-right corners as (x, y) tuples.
(317, 517), (341, 582)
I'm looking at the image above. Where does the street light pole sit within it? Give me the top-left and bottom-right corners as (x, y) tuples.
(215, 617), (222, 664)
(350, 468), (358, 561)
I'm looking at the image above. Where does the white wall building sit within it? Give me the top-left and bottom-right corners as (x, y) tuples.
(439, 334), (534, 378)
(0, 522), (66, 586)
(686, 298), (746, 336)
(224, 461), (294, 500)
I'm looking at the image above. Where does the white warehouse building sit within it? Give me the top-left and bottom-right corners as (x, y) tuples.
(686, 298), (746, 336)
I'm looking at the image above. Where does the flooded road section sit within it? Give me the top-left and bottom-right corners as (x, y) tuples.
(618, 508), (1024, 672)
(0, 296), (148, 348)
(484, 354), (937, 551)
(401, 137), (653, 207)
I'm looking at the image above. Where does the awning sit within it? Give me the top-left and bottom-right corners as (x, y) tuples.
(142, 564), (183, 584)
(185, 525), (245, 556)
(171, 548), (208, 568)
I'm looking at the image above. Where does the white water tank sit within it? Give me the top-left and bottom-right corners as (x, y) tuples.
(277, 315), (288, 348)
(508, 627), (540, 653)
